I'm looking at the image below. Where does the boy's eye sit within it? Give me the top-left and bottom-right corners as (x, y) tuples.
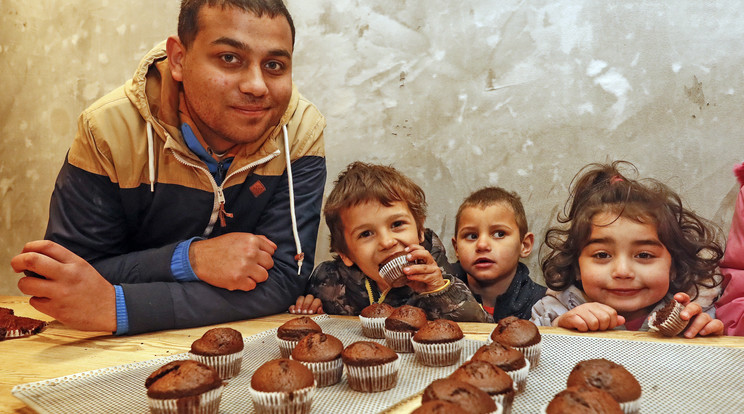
(463, 233), (478, 241)
(391, 220), (405, 229)
(492, 230), (506, 238)
(358, 230), (372, 239)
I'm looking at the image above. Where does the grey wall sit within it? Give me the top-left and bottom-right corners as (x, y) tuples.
(1, 0), (740, 295)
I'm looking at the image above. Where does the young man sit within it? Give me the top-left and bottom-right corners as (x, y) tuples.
(11, 0), (326, 335)
(451, 187), (546, 320)
(290, 162), (490, 322)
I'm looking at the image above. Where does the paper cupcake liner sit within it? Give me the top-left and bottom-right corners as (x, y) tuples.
(292, 357), (343, 388)
(491, 389), (515, 414)
(490, 402), (504, 414)
(276, 337), (299, 358)
(248, 382), (315, 414)
(358, 315), (386, 339)
(379, 255), (410, 286)
(620, 398), (641, 414)
(411, 338), (463, 366)
(649, 302), (689, 337)
(147, 385), (223, 414)
(344, 357), (400, 392)
(384, 329), (414, 353)
(188, 351), (243, 380)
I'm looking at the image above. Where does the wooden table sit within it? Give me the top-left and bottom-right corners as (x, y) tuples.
(2, 295), (743, 413)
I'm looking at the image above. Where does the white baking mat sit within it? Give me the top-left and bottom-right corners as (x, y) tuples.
(12, 315), (744, 413)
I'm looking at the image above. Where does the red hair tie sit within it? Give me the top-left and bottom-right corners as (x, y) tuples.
(610, 175), (624, 183)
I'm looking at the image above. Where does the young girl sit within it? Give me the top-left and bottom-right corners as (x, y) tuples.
(531, 161), (725, 337)
(716, 162), (744, 335)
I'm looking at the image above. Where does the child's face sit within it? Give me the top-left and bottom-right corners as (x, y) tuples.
(452, 204), (533, 284)
(337, 199), (424, 282)
(578, 212), (672, 320)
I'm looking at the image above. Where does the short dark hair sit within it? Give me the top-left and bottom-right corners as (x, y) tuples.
(454, 187), (529, 239)
(178, 0), (295, 49)
(541, 160), (723, 299)
(324, 162), (427, 256)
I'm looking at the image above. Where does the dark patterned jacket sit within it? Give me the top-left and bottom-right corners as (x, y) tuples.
(306, 229), (492, 322)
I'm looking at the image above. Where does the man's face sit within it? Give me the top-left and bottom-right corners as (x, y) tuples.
(169, 6), (293, 152)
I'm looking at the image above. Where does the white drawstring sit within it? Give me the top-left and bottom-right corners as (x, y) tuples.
(147, 123), (155, 192)
(283, 124), (303, 275)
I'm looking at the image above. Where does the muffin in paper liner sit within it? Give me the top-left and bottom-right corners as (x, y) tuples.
(248, 382), (316, 414)
(276, 337), (300, 358)
(291, 357), (343, 388)
(188, 351), (243, 380)
(491, 389), (515, 414)
(379, 254), (412, 287)
(648, 299), (689, 337)
(384, 329), (414, 353)
(358, 315), (386, 339)
(466, 351), (531, 393)
(411, 337), (464, 366)
(344, 357), (400, 392)
(619, 398), (641, 414)
(488, 337), (541, 369)
(147, 385), (223, 414)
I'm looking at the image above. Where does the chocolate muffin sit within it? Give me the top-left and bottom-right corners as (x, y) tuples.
(546, 385), (623, 414)
(566, 358), (642, 413)
(421, 378), (497, 414)
(276, 316), (322, 357)
(648, 299), (689, 337)
(384, 305), (427, 352)
(145, 359), (223, 413)
(291, 332), (344, 387)
(411, 319), (464, 366)
(249, 358), (315, 413)
(0, 307), (47, 340)
(342, 341), (400, 392)
(379, 252), (413, 287)
(189, 327), (244, 379)
(359, 303), (396, 339)
(412, 400), (470, 414)
(470, 342), (528, 392)
(449, 360), (514, 413)
(489, 316), (541, 367)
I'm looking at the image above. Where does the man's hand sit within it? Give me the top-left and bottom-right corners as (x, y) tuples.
(11, 240), (116, 332)
(189, 233), (277, 291)
(554, 302), (626, 332)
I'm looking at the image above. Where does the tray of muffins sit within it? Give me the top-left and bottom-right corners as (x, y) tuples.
(12, 309), (744, 413)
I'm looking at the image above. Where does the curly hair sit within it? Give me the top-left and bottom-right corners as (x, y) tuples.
(324, 162), (427, 256)
(541, 161), (723, 300)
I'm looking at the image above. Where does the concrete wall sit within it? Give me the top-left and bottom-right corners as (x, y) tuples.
(1, 0), (740, 295)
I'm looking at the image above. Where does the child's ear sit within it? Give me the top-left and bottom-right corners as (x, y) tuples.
(520, 232), (535, 258)
(418, 228), (425, 244)
(451, 236), (459, 259)
(338, 251), (355, 267)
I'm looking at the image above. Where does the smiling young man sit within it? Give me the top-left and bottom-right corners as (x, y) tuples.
(12, 0), (326, 335)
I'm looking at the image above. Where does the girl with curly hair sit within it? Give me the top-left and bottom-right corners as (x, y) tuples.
(531, 161), (725, 337)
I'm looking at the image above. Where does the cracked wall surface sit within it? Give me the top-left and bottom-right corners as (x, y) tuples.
(1, 0), (740, 295)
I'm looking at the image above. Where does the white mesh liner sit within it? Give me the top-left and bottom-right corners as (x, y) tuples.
(12, 315), (744, 413)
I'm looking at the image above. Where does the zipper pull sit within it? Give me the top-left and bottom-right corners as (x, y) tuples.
(216, 187), (233, 227)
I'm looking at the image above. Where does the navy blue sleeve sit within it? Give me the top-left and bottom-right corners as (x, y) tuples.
(122, 155), (326, 334)
(45, 158), (177, 284)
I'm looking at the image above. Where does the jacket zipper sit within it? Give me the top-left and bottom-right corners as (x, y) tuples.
(170, 149), (281, 236)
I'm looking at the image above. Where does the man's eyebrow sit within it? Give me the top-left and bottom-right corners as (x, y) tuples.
(212, 37), (291, 59)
